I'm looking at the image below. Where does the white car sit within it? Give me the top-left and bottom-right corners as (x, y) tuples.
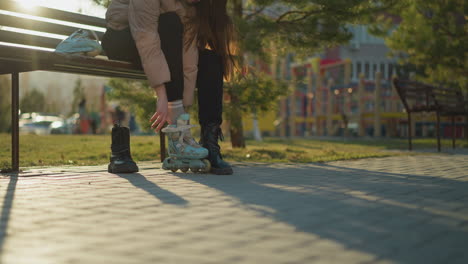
(19, 113), (67, 135)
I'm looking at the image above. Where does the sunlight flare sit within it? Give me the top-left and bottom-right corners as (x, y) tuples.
(14, 0), (40, 10)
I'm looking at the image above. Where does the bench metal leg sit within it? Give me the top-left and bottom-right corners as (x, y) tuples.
(160, 132), (166, 162)
(436, 111), (441, 152)
(452, 116), (456, 149)
(466, 114), (468, 143)
(11, 72), (19, 172)
(407, 112), (412, 151)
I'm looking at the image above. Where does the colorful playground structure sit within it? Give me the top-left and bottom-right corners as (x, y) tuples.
(243, 57), (467, 140)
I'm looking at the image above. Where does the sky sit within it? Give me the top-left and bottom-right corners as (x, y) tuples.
(13, 0), (106, 17)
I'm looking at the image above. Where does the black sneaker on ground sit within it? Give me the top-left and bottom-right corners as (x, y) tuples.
(108, 124), (139, 173)
(200, 123), (233, 175)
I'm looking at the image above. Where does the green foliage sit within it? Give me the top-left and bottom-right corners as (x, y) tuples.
(238, 0), (401, 58)
(20, 89), (47, 114)
(224, 69), (290, 116)
(0, 76), (11, 133)
(384, 0), (467, 89)
(106, 79), (155, 132)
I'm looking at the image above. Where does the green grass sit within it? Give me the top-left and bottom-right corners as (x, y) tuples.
(316, 137), (468, 150)
(0, 133), (465, 171)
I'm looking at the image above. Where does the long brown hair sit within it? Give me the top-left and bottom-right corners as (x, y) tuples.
(186, 0), (237, 80)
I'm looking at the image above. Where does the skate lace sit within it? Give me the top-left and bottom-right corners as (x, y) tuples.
(183, 130), (203, 148)
(217, 127), (224, 141)
(167, 133), (186, 156)
(201, 126), (226, 160)
(168, 128), (203, 156)
(217, 127), (224, 159)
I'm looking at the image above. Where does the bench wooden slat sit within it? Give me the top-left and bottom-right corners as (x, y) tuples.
(435, 101), (465, 109)
(439, 104), (467, 115)
(0, 13), (105, 40)
(400, 89), (429, 94)
(395, 78), (468, 115)
(0, 30), (61, 49)
(0, 59), (145, 80)
(432, 92), (460, 98)
(0, 0), (107, 28)
(433, 98), (461, 104)
(52, 53), (144, 73)
(0, 45), (145, 79)
(48, 65), (146, 80)
(401, 92), (431, 99)
(432, 86), (462, 93)
(393, 78), (438, 113)
(398, 93), (434, 105)
(399, 93), (431, 99)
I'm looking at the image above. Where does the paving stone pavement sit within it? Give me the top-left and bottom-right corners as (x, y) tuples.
(1, 153), (467, 264)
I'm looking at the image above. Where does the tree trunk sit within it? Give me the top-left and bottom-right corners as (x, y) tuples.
(229, 93), (246, 148)
(228, 0), (246, 148)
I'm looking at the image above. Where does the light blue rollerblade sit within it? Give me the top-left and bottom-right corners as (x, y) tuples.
(162, 114), (211, 173)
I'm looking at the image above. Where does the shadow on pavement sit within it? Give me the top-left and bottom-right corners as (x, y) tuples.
(116, 173), (188, 206)
(0, 175), (17, 255)
(179, 163), (468, 263)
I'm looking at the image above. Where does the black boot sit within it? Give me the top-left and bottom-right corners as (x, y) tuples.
(108, 124), (139, 173)
(200, 123), (233, 175)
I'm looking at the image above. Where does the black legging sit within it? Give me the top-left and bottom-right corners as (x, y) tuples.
(102, 12), (223, 125)
(196, 49), (223, 126)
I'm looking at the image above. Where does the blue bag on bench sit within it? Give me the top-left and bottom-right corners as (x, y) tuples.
(55, 29), (102, 57)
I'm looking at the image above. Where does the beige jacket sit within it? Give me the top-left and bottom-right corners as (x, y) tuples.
(106, 0), (198, 106)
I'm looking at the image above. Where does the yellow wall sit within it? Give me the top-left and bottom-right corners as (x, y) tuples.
(243, 111), (277, 134)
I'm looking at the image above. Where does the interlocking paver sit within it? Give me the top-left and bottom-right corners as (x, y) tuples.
(1, 153), (467, 263)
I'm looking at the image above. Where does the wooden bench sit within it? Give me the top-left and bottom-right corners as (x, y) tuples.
(0, 0), (166, 172)
(431, 85), (468, 149)
(393, 78), (467, 152)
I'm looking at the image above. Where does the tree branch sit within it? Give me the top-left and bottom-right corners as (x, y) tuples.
(276, 11), (300, 22)
(245, 7), (266, 20)
(276, 10), (320, 23)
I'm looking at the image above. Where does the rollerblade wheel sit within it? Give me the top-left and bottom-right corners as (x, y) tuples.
(190, 168), (200, 173)
(200, 159), (211, 173)
(162, 157), (171, 170)
(181, 168), (189, 173)
(171, 168), (178, 173)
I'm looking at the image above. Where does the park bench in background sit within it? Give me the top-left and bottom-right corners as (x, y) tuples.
(431, 85), (468, 149)
(0, 0), (166, 172)
(393, 78), (467, 152)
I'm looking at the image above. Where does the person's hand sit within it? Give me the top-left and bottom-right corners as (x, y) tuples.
(150, 97), (169, 132)
(150, 86), (169, 132)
